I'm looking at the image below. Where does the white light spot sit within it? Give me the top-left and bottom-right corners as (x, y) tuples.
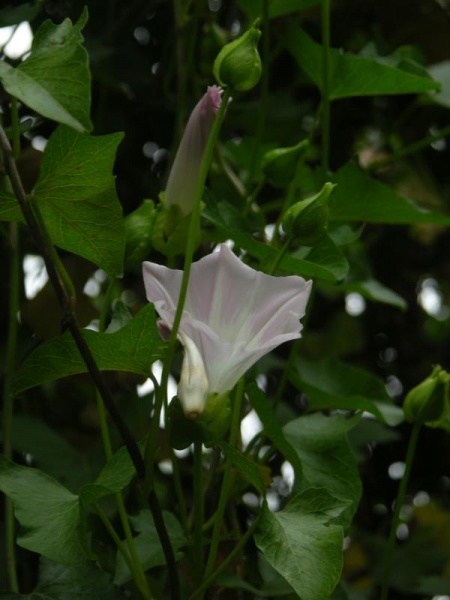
(83, 277), (100, 298)
(241, 410), (263, 448)
(345, 292), (366, 316)
(0, 22), (33, 59)
(158, 459), (173, 475)
(388, 461), (406, 480)
(242, 492), (259, 508)
(94, 269), (108, 283)
(143, 141), (159, 158)
(374, 503), (388, 515)
(174, 447), (190, 459)
(418, 278), (442, 316)
(343, 536), (351, 550)
(281, 461), (294, 490)
(23, 254), (48, 299)
(385, 375), (403, 398)
(230, 20), (241, 36)
(31, 135), (47, 151)
(432, 596), (450, 600)
(396, 523), (409, 540)
(413, 490), (430, 506)
(256, 374), (267, 391)
(264, 223), (276, 242)
(266, 491), (280, 512)
(151, 62), (159, 75)
(85, 319), (99, 331)
(133, 26), (150, 45)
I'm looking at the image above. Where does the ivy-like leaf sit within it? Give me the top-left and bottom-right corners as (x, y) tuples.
(290, 356), (404, 425)
(36, 557), (115, 600)
(31, 125), (125, 275)
(331, 162), (450, 224)
(0, 456), (87, 566)
(13, 304), (165, 394)
(283, 413), (362, 529)
(0, 10), (91, 132)
(255, 489), (349, 600)
(0, 189), (23, 222)
(284, 24), (439, 99)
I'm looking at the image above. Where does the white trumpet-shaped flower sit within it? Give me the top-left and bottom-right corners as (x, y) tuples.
(143, 245), (312, 414)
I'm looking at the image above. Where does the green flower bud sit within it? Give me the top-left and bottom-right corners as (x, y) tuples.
(124, 200), (156, 264)
(213, 22), (262, 91)
(282, 182), (335, 246)
(404, 365), (450, 427)
(261, 140), (309, 187)
(151, 200), (201, 258)
(168, 392), (231, 450)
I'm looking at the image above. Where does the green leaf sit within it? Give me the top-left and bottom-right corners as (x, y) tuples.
(283, 413), (362, 528)
(13, 304), (165, 394)
(0, 11), (91, 132)
(114, 510), (185, 584)
(246, 383), (303, 480)
(32, 125), (125, 275)
(254, 489), (349, 600)
(284, 24), (439, 99)
(342, 278), (407, 310)
(36, 557), (114, 600)
(331, 161), (450, 224)
(219, 440), (266, 496)
(0, 456), (86, 565)
(124, 199), (156, 264)
(0, 190), (23, 222)
(290, 355), (404, 425)
(79, 441), (144, 509)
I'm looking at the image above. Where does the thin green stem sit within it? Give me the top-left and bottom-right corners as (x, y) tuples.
(190, 512), (262, 600)
(203, 379), (245, 582)
(380, 422), (421, 600)
(192, 442), (204, 585)
(367, 124), (450, 173)
(10, 97), (20, 160)
(143, 87), (232, 494)
(95, 503), (153, 600)
(267, 236), (291, 276)
(320, 0), (331, 177)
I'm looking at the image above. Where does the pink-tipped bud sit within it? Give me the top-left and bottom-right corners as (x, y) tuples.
(164, 86), (223, 215)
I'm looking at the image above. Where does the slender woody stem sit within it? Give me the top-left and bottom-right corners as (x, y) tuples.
(0, 122), (180, 599)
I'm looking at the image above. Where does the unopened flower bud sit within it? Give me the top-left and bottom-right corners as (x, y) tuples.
(177, 333), (209, 419)
(213, 22), (262, 91)
(165, 86), (223, 215)
(282, 182), (335, 246)
(404, 365), (450, 427)
(261, 140), (309, 187)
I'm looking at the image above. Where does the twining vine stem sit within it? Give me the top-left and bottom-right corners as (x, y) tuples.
(0, 122), (180, 600)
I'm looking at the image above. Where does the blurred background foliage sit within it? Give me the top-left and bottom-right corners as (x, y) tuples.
(2, 0), (450, 598)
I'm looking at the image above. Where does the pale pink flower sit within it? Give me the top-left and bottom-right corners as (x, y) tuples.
(143, 245), (312, 414)
(164, 86), (223, 215)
